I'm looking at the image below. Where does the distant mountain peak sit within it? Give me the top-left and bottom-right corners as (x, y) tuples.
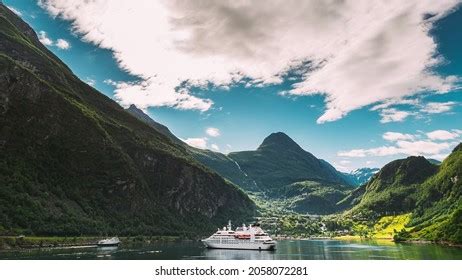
(343, 167), (380, 186)
(374, 156), (438, 186)
(351, 167), (380, 173)
(125, 104), (177, 143)
(258, 132), (302, 151)
(128, 104), (141, 110)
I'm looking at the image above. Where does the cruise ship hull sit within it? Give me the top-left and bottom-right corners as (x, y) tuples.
(202, 240), (276, 251)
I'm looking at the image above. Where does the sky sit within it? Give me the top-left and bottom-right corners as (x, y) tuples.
(5, 0), (462, 172)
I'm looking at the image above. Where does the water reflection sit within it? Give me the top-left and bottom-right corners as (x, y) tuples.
(95, 246), (119, 259)
(202, 248), (276, 260)
(0, 240), (460, 260)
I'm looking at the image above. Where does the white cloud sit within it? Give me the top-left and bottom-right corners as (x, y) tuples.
(56, 38), (71, 49)
(338, 146), (402, 158)
(37, 31), (71, 50)
(426, 129), (460, 140)
(338, 141), (451, 158)
(395, 140), (451, 155)
(379, 108), (412, 123)
(428, 153), (450, 161)
(84, 78), (96, 86)
(421, 101), (456, 114)
(103, 79), (118, 86)
(108, 80), (212, 111)
(181, 137), (208, 149)
(371, 100), (458, 122)
(371, 99), (420, 111)
(205, 127), (220, 137)
(38, 0), (461, 121)
(7, 5), (22, 16)
(338, 129), (461, 158)
(383, 132), (415, 142)
(333, 163), (351, 173)
(211, 144), (220, 151)
(38, 31), (53, 46)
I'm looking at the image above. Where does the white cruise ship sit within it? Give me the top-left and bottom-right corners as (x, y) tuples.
(202, 221), (276, 251)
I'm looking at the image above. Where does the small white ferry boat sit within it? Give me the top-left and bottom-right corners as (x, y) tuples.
(97, 237), (120, 247)
(202, 221), (276, 251)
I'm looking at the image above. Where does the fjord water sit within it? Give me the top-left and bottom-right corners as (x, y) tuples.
(1, 240), (461, 260)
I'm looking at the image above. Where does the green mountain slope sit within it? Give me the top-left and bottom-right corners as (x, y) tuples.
(272, 181), (352, 214)
(228, 132), (350, 190)
(0, 5), (255, 236)
(125, 105), (180, 145)
(126, 107), (350, 192)
(187, 148), (259, 191)
(344, 148), (461, 243)
(125, 104), (257, 190)
(348, 156), (438, 218)
(125, 107), (353, 214)
(408, 144), (462, 243)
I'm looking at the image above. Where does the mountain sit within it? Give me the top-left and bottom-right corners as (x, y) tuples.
(187, 148), (259, 191)
(125, 104), (180, 145)
(125, 104), (257, 190)
(274, 181), (353, 214)
(409, 143), (462, 243)
(336, 185), (367, 210)
(345, 148), (462, 243)
(125, 108), (349, 192)
(123, 93), (462, 241)
(0, 5), (255, 237)
(348, 156), (438, 217)
(342, 168), (380, 186)
(228, 132), (351, 190)
(124, 108), (353, 214)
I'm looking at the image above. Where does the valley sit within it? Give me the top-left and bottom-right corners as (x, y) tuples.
(0, 3), (461, 250)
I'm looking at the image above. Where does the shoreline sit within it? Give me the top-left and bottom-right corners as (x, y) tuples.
(0, 236), (182, 251)
(396, 239), (462, 248)
(332, 235), (462, 248)
(2, 235), (461, 251)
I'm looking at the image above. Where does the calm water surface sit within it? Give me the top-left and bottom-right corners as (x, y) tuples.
(0, 240), (461, 260)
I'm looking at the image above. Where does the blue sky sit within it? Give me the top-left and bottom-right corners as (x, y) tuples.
(5, 1), (462, 171)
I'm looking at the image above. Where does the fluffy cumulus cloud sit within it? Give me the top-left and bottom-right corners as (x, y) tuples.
(38, 30), (71, 50)
(55, 38), (71, 50)
(421, 101), (457, 114)
(84, 77), (96, 86)
(205, 127), (220, 137)
(181, 137), (208, 149)
(370, 100), (458, 123)
(333, 162), (350, 173)
(338, 141), (451, 159)
(426, 129), (460, 140)
(38, 0), (461, 120)
(339, 129), (461, 159)
(383, 132), (415, 142)
(38, 31), (53, 46)
(378, 109), (412, 123)
(181, 127), (221, 149)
